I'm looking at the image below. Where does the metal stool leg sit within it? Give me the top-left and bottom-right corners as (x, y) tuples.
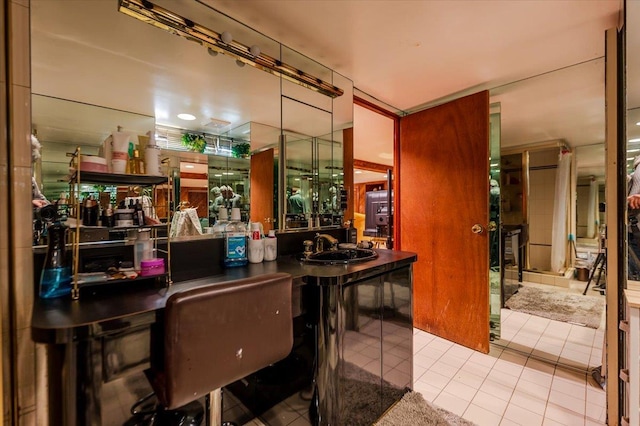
(583, 252), (605, 295)
(207, 389), (237, 426)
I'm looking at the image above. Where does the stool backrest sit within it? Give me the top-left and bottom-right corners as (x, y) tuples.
(152, 272), (293, 409)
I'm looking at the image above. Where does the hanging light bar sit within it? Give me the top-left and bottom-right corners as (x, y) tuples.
(118, 0), (344, 98)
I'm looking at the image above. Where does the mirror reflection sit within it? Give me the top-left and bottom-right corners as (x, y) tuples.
(627, 0), (640, 282)
(489, 54), (606, 369)
(31, 0), (353, 243)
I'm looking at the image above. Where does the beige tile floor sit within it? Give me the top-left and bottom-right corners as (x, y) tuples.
(413, 317), (607, 426)
(106, 277), (607, 426)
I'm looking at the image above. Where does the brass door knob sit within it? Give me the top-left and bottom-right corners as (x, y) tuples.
(488, 221), (497, 232)
(471, 224), (484, 234)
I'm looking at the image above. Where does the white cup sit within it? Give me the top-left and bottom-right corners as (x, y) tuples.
(248, 238), (264, 263)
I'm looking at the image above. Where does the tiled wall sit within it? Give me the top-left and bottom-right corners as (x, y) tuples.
(3, 0), (42, 425)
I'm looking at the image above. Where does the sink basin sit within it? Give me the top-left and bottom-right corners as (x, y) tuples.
(302, 248), (378, 264)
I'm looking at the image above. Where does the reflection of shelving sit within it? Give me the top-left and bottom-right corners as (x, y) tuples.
(68, 147), (171, 300)
(69, 170), (168, 186)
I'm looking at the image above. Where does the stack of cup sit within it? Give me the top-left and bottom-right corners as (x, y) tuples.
(248, 222), (264, 263)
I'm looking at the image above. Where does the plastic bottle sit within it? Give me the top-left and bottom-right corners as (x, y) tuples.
(213, 207), (228, 237)
(134, 228), (153, 271)
(39, 221), (72, 298)
(224, 208), (247, 267)
(134, 200), (145, 226)
(248, 222), (264, 263)
(264, 229), (278, 261)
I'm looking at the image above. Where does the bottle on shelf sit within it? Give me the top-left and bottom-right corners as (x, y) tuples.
(130, 149), (145, 175)
(102, 203), (115, 228)
(134, 200), (145, 226)
(213, 207), (228, 237)
(134, 228), (153, 271)
(39, 221), (72, 299)
(224, 208), (247, 267)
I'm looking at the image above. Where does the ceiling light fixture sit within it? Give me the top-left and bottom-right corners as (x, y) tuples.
(204, 117), (231, 128)
(636, 122), (640, 126)
(118, 0), (343, 98)
(184, 164), (195, 169)
(630, 138), (640, 143)
(177, 113), (196, 121)
(629, 149), (640, 153)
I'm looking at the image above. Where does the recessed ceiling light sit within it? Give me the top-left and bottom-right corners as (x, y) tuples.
(636, 122), (640, 126)
(629, 149), (640, 153)
(177, 113), (196, 121)
(628, 157), (636, 161)
(355, 171), (362, 174)
(214, 174), (222, 177)
(630, 138), (640, 143)
(294, 178), (300, 181)
(184, 164), (195, 169)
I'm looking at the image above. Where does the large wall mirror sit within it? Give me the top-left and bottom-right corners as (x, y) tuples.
(492, 57), (605, 275)
(31, 0), (353, 238)
(628, 1), (640, 283)
(489, 54), (605, 364)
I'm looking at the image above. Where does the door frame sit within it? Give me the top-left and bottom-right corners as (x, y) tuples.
(353, 96), (401, 247)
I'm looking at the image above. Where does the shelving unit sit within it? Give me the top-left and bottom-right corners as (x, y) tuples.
(67, 147), (172, 300)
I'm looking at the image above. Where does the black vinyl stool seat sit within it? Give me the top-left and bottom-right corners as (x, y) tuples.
(132, 273), (293, 425)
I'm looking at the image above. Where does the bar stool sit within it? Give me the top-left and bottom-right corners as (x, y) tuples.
(132, 273), (293, 425)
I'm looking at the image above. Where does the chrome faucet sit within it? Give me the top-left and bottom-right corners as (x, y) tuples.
(315, 233), (338, 252)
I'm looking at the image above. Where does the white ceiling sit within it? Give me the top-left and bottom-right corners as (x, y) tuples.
(31, 0), (629, 181)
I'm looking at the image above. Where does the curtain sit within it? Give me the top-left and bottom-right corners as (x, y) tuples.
(587, 178), (598, 238)
(551, 151), (572, 273)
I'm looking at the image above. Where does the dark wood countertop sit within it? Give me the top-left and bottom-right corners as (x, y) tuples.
(31, 249), (416, 343)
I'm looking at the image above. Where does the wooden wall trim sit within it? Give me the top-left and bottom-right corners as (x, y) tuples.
(354, 96), (401, 248)
(353, 159), (392, 173)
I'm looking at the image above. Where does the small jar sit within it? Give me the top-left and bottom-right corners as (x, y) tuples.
(140, 258), (165, 277)
(115, 208), (134, 227)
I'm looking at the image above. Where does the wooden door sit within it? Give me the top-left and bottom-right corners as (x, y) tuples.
(399, 91), (490, 352)
(250, 149), (275, 232)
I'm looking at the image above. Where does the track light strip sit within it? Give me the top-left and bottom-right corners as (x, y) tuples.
(118, 0), (343, 98)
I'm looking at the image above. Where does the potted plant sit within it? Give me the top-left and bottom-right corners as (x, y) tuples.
(181, 133), (207, 153)
(231, 142), (251, 158)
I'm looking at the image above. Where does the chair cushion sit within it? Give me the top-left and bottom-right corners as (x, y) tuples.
(153, 272), (293, 409)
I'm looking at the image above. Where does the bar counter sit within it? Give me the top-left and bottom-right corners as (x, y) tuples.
(32, 249), (416, 342)
(31, 247), (417, 425)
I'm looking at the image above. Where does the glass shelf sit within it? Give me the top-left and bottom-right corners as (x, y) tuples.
(78, 272), (168, 288)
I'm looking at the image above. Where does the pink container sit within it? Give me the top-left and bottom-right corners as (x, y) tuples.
(140, 258), (165, 277)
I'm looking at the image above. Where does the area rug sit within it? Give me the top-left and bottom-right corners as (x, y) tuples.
(375, 391), (475, 426)
(505, 286), (604, 328)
